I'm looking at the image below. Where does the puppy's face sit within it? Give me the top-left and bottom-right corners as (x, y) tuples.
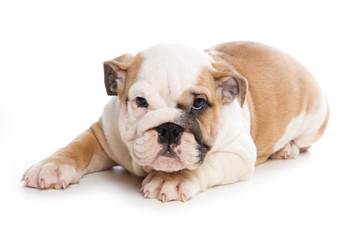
(104, 44), (247, 172)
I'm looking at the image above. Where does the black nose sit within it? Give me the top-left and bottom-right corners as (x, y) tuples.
(156, 123), (184, 145)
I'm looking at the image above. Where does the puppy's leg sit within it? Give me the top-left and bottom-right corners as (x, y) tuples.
(22, 121), (116, 189)
(270, 140), (300, 159)
(142, 141), (256, 202)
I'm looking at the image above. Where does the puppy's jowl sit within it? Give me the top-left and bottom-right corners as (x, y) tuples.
(22, 42), (329, 202)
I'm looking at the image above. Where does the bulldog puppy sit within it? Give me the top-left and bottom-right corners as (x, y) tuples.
(22, 42), (329, 202)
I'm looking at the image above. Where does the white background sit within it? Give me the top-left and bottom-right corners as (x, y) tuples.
(1, 0), (359, 239)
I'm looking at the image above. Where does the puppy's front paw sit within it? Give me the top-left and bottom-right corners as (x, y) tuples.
(22, 159), (80, 190)
(141, 171), (200, 202)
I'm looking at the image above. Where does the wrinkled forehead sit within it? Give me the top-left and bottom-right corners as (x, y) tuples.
(135, 44), (213, 102)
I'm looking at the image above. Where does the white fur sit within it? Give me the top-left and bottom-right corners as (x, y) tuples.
(138, 44), (212, 103)
(205, 100), (256, 184)
(212, 101), (252, 151)
(273, 93), (328, 152)
(102, 97), (146, 176)
(102, 97), (122, 161)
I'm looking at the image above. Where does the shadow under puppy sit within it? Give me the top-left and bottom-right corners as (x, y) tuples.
(22, 41), (329, 202)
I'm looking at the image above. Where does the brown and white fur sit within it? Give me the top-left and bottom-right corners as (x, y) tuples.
(22, 42), (329, 202)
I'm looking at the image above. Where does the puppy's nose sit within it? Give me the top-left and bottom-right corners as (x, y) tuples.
(156, 123), (184, 145)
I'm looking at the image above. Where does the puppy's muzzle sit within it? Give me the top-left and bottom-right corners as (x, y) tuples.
(156, 122), (184, 145)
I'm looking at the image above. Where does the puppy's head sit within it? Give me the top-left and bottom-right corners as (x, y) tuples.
(103, 44), (247, 172)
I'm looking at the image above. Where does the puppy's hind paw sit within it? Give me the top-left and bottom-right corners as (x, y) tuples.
(270, 141), (299, 160)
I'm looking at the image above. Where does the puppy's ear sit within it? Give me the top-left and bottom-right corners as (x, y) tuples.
(103, 54), (134, 96)
(212, 61), (248, 107)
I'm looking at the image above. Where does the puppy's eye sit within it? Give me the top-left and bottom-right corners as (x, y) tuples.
(135, 97), (148, 108)
(192, 98), (206, 111)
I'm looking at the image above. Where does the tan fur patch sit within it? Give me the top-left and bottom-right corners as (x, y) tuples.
(104, 54), (145, 102)
(43, 122), (112, 172)
(176, 69), (220, 147)
(119, 54), (145, 102)
(193, 69), (221, 145)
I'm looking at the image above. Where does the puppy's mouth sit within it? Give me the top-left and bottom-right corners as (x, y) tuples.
(132, 121), (211, 172)
(158, 145), (179, 158)
(156, 148), (179, 158)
